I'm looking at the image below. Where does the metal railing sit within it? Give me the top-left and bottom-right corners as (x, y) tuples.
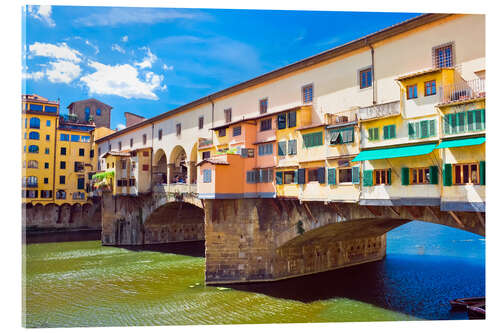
(440, 78), (485, 104)
(359, 101), (400, 121)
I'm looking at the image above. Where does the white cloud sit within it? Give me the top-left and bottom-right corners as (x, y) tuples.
(27, 5), (55, 27)
(121, 35), (128, 42)
(29, 42), (82, 63)
(23, 60), (81, 84)
(85, 40), (99, 54)
(163, 64), (174, 71)
(116, 123), (126, 130)
(111, 44), (125, 54)
(74, 8), (209, 27)
(80, 61), (165, 100)
(134, 48), (157, 69)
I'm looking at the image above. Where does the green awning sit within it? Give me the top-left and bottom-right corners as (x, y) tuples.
(352, 143), (436, 162)
(436, 137), (485, 149)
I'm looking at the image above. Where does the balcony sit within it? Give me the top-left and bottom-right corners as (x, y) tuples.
(359, 101), (400, 121)
(325, 109), (358, 126)
(439, 78), (485, 105)
(198, 138), (213, 149)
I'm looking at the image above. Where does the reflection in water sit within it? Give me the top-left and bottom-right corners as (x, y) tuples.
(23, 221), (485, 327)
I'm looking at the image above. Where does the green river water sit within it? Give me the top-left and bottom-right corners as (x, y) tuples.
(23, 239), (415, 327)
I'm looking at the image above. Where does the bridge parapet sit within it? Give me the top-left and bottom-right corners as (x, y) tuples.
(154, 183), (198, 195)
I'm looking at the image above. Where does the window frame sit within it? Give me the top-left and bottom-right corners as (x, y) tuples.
(407, 84), (418, 99)
(410, 167), (431, 185)
(452, 162), (480, 185)
(260, 118), (272, 131)
(224, 108), (232, 123)
(424, 80), (437, 96)
(338, 167), (353, 184)
(259, 98), (268, 114)
(374, 169), (390, 185)
(302, 83), (313, 104)
(359, 67), (373, 89)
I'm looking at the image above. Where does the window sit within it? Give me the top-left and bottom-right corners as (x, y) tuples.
(60, 161), (66, 169)
(383, 125), (396, 140)
(411, 167), (431, 184)
(29, 132), (40, 140)
(258, 168), (273, 183)
(288, 139), (297, 155)
(258, 143), (273, 155)
(277, 113), (287, 130)
(224, 108), (232, 123)
(424, 80), (436, 96)
(407, 84), (418, 99)
(24, 118), (27, 128)
(176, 123), (181, 136)
(28, 145), (39, 153)
(129, 178), (136, 186)
(77, 176), (85, 190)
(27, 190), (38, 198)
(233, 126), (242, 137)
(45, 148), (49, 154)
(56, 190), (66, 199)
(41, 190), (52, 198)
(73, 192), (85, 200)
(329, 127), (354, 145)
(142, 164), (149, 171)
(23, 176), (38, 187)
(121, 160), (127, 169)
(29, 104), (43, 112)
(283, 171), (296, 184)
(409, 119), (436, 139)
(260, 98), (268, 114)
(374, 169), (391, 185)
(74, 161), (84, 172)
(359, 68), (372, 89)
(203, 169), (212, 183)
(71, 135), (80, 142)
(46, 134), (50, 141)
(27, 160), (38, 169)
(46, 120), (51, 127)
(241, 148), (254, 158)
(368, 127), (379, 141)
(260, 119), (272, 131)
(453, 163), (480, 185)
(278, 141), (287, 156)
(307, 168), (325, 183)
(59, 175), (65, 184)
(81, 136), (90, 143)
(60, 147), (66, 155)
(45, 106), (57, 113)
(302, 84), (313, 103)
(29, 117), (40, 129)
(246, 170), (258, 183)
(90, 149), (94, 158)
(303, 132), (323, 148)
(202, 151), (210, 160)
(288, 111), (297, 128)
(60, 134), (69, 141)
(199, 116), (204, 129)
(96, 108), (101, 116)
(142, 134), (147, 145)
(443, 109), (485, 134)
(44, 162), (49, 169)
(79, 148), (85, 156)
(143, 151), (149, 157)
(433, 43), (453, 68)
(338, 168), (352, 183)
(218, 127), (226, 137)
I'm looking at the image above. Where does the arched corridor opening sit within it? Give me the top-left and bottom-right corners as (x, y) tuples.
(169, 145), (188, 184)
(153, 149), (168, 185)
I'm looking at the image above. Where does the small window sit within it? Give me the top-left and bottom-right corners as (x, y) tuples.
(202, 151), (210, 160)
(303, 132), (323, 148)
(29, 132), (40, 140)
(338, 168), (353, 183)
(383, 125), (396, 140)
(224, 108), (232, 123)
(453, 163), (479, 185)
(176, 123), (181, 136)
(44, 162), (49, 169)
(277, 114), (287, 130)
(71, 135), (80, 142)
(130, 138), (134, 147)
(260, 119), (272, 131)
(433, 43), (453, 68)
(199, 116), (204, 129)
(142, 164), (149, 171)
(60, 134), (69, 141)
(407, 84), (418, 99)
(28, 145), (39, 153)
(27, 160), (38, 169)
(203, 169), (212, 183)
(424, 80), (436, 96)
(45, 134), (50, 141)
(29, 117), (40, 129)
(283, 171), (296, 184)
(302, 84), (313, 103)
(259, 98), (268, 114)
(233, 126), (242, 137)
(258, 143), (273, 156)
(60, 161), (66, 169)
(45, 106), (57, 113)
(79, 148), (85, 156)
(59, 176), (65, 184)
(411, 167), (430, 184)
(142, 134), (147, 145)
(374, 169), (390, 185)
(218, 128), (226, 137)
(77, 176), (85, 190)
(29, 104), (43, 112)
(368, 128), (379, 141)
(45, 148), (49, 154)
(60, 147), (66, 155)
(46, 120), (51, 127)
(118, 141), (122, 150)
(278, 141), (287, 156)
(158, 129), (163, 140)
(85, 107), (90, 120)
(307, 169), (319, 182)
(288, 111), (297, 128)
(288, 139), (297, 155)
(121, 160), (127, 169)
(359, 68), (372, 89)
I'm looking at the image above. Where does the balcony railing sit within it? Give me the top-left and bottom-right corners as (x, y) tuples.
(154, 183), (198, 195)
(325, 109), (358, 126)
(359, 101), (400, 121)
(440, 78), (485, 104)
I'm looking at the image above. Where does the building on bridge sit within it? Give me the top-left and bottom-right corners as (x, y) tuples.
(93, 13), (485, 284)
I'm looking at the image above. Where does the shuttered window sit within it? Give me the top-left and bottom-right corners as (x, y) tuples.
(288, 111), (297, 128)
(233, 126), (242, 137)
(203, 169), (211, 183)
(374, 169), (391, 185)
(443, 164), (452, 186)
(363, 170), (373, 186)
(444, 109), (485, 135)
(298, 168), (306, 184)
(368, 127), (379, 141)
(329, 127), (354, 144)
(278, 141), (287, 156)
(303, 132), (323, 148)
(352, 166), (360, 184)
(317, 167), (325, 184)
(288, 139), (297, 155)
(401, 167), (410, 186)
(275, 171), (283, 185)
(383, 125), (396, 140)
(246, 170), (258, 183)
(277, 114), (287, 129)
(328, 168), (336, 185)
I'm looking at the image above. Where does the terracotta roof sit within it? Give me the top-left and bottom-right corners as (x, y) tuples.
(297, 123), (326, 131)
(196, 158), (230, 166)
(102, 151), (131, 157)
(396, 67), (451, 81)
(253, 138), (276, 145)
(95, 14), (452, 144)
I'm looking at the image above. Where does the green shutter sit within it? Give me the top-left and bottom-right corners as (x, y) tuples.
(276, 171), (283, 185)
(467, 110), (475, 132)
(429, 119), (436, 137)
(444, 114), (451, 135)
(383, 126), (389, 139)
(328, 168), (336, 185)
(458, 112), (466, 133)
(451, 113), (457, 134)
(480, 161), (485, 185)
(387, 168), (392, 185)
(420, 120), (429, 138)
(374, 128), (379, 140)
(478, 109), (485, 131)
(352, 166), (360, 184)
(294, 170), (298, 184)
(429, 165), (439, 184)
(318, 167), (326, 184)
(443, 164), (452, 186)
(278, 141), (286, 156)
(390, 125), (396, 139)
(362, 170), (373, 186)
(408, 123), (415, 139)
(368, 128), (373, 141)
(298, 168), (306, 184)
(401, 167), (409, 186)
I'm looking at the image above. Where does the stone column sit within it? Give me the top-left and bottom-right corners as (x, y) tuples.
(188, 161), (196, 184)
(167, 163), (174, 185)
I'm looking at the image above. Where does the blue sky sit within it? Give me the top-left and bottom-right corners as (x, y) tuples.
(23, 6), (421, 130)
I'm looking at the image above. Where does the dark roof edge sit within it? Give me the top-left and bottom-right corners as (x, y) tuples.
(96, 13), (452, 144)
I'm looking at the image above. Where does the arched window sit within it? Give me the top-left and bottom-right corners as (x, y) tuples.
(29, 117), (40, 129)
(56, 190), (66, 199)
(29, 132), (40, 140)
(27, 160), (38, 169)
(24, 176), (38, 187)
(28, 145), (39, 153)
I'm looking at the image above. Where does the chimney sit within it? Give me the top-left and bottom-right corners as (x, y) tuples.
(124, 112), (146, 127)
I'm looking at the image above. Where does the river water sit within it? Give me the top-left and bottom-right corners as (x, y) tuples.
(22, 221), (485, 327)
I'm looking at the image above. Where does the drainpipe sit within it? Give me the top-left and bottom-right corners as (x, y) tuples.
(369, 44), (376, 105)
(52, 113), (59, 204)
